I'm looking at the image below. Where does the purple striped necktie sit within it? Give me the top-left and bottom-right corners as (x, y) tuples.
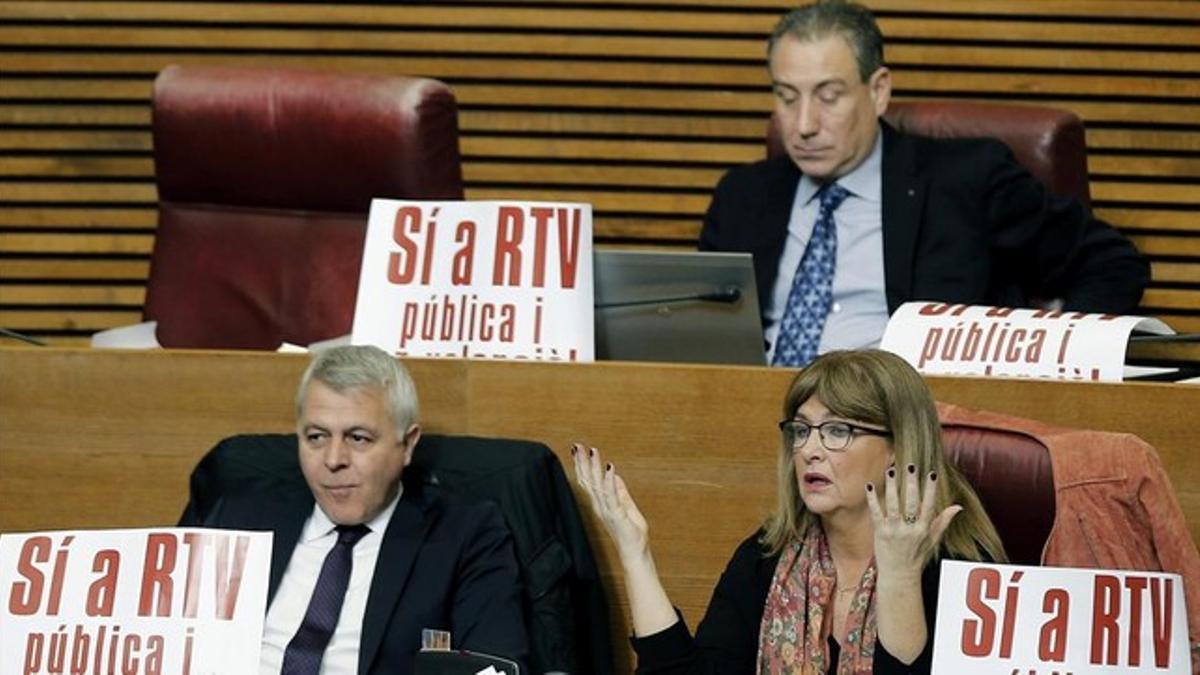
(280, 523), (371, 675)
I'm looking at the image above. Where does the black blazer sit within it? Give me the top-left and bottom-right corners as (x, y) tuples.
(181, 433), (614, 674)
(699, 123), (1149, 318)
(630, 533), (941, 675)
(198, 472), (529, 675)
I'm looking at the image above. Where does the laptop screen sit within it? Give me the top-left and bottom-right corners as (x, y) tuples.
(593, 250), (766, 366)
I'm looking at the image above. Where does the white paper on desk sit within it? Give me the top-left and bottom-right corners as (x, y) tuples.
(90, 320), (162, 349)
(880, 302), (1173, 382)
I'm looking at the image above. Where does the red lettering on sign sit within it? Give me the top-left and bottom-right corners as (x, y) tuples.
(1038, 588), (1069, 661)
(138, 533), (177, 617)
(493, 206), (524, 286)
(1090, 574), (1120, 665)
(961, 568), (1000, 656)
(8, 536), (50, 615)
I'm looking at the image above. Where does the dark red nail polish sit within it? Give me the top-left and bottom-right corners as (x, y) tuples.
(930, 471), (938, 481)
(570, 446), (577, 456)
(887, 468), (895, 479)
(589, 447), (595, 457)
(866, 483), (874, 492)
(907, 464), (916, 474)
(606, 462), (613, 472)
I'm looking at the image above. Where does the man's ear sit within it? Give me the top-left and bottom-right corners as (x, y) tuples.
(401, 424), (421, 467)
(869, 66), (892, 117)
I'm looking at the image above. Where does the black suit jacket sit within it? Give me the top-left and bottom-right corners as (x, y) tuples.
(700, 123), (1149, 318)
(201, 477), (529, 675)
(630, 533), (941, 675)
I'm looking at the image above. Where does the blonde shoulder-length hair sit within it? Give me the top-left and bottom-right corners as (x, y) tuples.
(761, 349), (1007, 564)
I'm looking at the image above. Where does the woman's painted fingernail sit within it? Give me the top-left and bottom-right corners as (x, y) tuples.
(570, 445), (577, 456)
(930, 471), (938, 481)
(866, 483), (874, 492)
(589, 447), (596, 457)
(606, 462), (613, 472)
(887, 468), (895, 479)
(907, 464), (916, 474)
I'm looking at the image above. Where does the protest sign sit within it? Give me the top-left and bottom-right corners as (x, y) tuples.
(351, 199), (594, 361)
(934, 561), (1189, 674)
(880, 302), (1173, 382)
(1, 528), (271, 675)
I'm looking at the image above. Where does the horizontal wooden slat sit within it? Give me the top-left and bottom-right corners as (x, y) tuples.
(1128, 235), (1200, 258)
(0, 309), (142, 330)
(1097, 209), (1200, 234)
(1152, 262), (1200, 285)
(465, 188), (710, 215)
(0, 207), (155, 229)
(1092, 182), (1200, 206)
(2, 98), (1196, 134)
(1091, 156), (1200, 180)
(0, 156), (151, 177)
(5, 27), (1200, 75)
(0, 284), (144, 305)
(3, 3), (1198, 45)
(466, 163), (722, 190)
(4, 127), (1198, 173)
(4, 78), (1198, 128)
(462, 136), (756, 164)
(1088, 130), (1200, 154)
(0, 259), (150, 280)
(0, 182), (156, 203)
(0, 130), (150, 151)
(1141, 288), (1200, 311)
(0, 233), (154, 255)
(0, 103), (148, 126)
(6, 0), (1200, 20)
(3, 53), (1197, 102)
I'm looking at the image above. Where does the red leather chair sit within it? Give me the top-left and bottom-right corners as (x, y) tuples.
(143, 65), (464, 349)
(939, 405), (1055, 565)
(767, 100), (1092, 206)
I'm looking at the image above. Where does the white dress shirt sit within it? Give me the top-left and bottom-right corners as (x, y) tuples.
(259, 491), (401, 675)
(764, 132), (890, 362)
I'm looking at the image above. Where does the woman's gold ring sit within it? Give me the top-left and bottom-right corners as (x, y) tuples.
(903, 514), (918, 524)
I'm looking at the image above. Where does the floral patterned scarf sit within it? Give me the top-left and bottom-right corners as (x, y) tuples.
(757, 523), (878, 674)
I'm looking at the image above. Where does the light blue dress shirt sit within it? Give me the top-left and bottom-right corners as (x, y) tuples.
(764, 133), (890, 362)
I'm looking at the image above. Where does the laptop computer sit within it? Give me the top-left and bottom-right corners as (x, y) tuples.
(593, 250), (766, 365)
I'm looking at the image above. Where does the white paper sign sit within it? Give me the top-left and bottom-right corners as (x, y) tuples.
(933, 561), (1190, 674)
(880, 302), (1173, 382)
(352, 199), (594, 362)
(0, 528), (272, 675)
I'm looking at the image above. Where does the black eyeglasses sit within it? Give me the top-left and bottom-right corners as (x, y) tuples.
(778, 419), (891, 452)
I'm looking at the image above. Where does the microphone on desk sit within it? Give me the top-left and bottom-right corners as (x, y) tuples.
(0, 328), (47, 346)
(595, 285), (742, 310)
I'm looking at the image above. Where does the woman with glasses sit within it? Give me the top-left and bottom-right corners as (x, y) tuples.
(572, 349), (1005, 674)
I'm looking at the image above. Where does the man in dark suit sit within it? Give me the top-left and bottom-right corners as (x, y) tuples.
(700, 0), (1149, 366)
(202, 345), (528, 674)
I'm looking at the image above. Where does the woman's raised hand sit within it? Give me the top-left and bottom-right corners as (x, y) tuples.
(866, 464), (962, 577)
(570, 443), (679, 636)
(570, 443), (649, 562)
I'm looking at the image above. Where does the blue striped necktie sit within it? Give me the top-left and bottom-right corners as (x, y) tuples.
(771, 183), (850, 367)
(280, 523), (371, 675)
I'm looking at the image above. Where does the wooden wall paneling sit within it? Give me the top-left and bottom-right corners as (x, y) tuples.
(3, 347), (1200, 672)
(0, 1), (1196, 350)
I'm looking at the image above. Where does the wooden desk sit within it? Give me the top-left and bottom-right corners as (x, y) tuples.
(2, 347), (1198, 672)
